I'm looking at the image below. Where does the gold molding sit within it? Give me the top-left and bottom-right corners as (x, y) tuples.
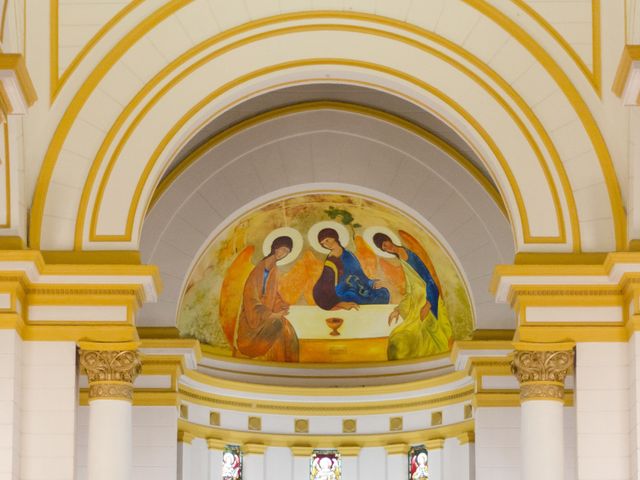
(431, 411), (443, 427)
(210, 411), (220, 426)
(79, 346), (141, 402)
(85, 25), (571, 249)
(49, 0), (146, 103)
(512, 0), (601, 95)
(613, 44), (640, 97)
(295, 419), (309, 434)
(0, 53), (36, 106)
(384, 443), (408, 455)
(291, 446), (314, 457)
(425, 438), (445, 450)
(511, 345), (574, 402)
(248, 416), (262, 431)
(207, 438), (226, 450)
(342, 419), (356, 434)
(178, 383), (473, 415)
(243, 443), (267, 455)
(389, 417), (403, 432)
(150, 101), (507, 218)
(177, 430), (194, 444)
(340, 446), (361, 456)
(457, 432), (475, 445)
(180, 418), (473, 448)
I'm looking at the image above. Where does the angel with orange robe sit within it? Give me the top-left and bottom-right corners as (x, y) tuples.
(234, 236), (300, 362)
(373, 231), (452, 360)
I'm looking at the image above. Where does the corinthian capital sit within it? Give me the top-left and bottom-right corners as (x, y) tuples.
(79, 342), (141, 402)
(511, 342), (574, 402)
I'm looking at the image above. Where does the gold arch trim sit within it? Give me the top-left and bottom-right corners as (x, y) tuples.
(149, 101), (508, 217)
(511, 0), (601, 96)
(49, 0), (147, 104)
(29, 8), (625, 251)
(80, 22), (572, 248)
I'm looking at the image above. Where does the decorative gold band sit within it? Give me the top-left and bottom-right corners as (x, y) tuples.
(520, 381), (564, 402)
(88, 381), (134, 402)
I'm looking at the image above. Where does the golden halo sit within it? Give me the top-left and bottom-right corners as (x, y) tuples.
(308, 221), (350, 254)
(363, 226), (402, 258)
(262, 227), (303, 266)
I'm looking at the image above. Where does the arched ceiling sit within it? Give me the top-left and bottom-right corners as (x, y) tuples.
(139, 104), (514, 332)
(28, 5), (626, 256)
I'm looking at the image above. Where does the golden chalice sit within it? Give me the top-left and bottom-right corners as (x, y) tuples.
(325, 317), (344, 336)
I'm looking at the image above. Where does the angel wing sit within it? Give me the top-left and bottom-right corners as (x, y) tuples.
(354, 234), (378, 277)
(279, 250), (323, 305)
(218, 245), (255, 345)
(398, 230), (442, 293)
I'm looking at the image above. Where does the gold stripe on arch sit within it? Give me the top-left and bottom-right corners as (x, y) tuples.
(29, 9), (624, 252)
(148, 101), (508, 218)
(79, 23), (573, 249)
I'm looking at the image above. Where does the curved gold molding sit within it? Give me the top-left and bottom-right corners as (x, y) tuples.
(49, 0), (146, 103)
(512, 0), (601, 95)
(81, 21), (574, 250)
(178, 418), (473, 448)
(29, 8), (626, 252)
(149, 101), (507, 217)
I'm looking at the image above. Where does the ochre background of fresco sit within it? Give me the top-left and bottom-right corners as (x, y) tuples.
(177, 193), (473, 362)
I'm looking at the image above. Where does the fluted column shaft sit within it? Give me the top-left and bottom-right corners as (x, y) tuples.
(511, 342), (574, 480)
(79, 341), (141, 480)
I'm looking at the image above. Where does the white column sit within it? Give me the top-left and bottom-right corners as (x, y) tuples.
(512, 343), (574, 480)
(292, 446), (312, 480)
(425, 439), (444, 480)
(341, 448), (359, 479)
(207, 439), (224, 479)
(385, 444), (408, 480)
(79, 342), (140, 480)
(243, 444), (266, 480)
(177, 432), (193, 480)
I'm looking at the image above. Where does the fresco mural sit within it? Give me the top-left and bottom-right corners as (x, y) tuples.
(178, 193), (473, 363)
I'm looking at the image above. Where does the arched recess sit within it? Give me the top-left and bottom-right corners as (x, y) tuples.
(30, 10), (624, 254)
(138, 105), (514, 330)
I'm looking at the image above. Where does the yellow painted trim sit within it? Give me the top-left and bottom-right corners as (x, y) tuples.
(474, 390), (574, 407)
(512, 0), (601, 95)
(85, 22), (570, 249)
(0, 236), (23, 249)
(49, 0), (145, 103)
(31, 0), (192, 249)
(41, 250), (141, 265)
(0, 122), (10, 228)
(150, 101), (507, 217)
(178, 418), (474, 448)
(0, 53), (36, 106)
(512, 341), (575, 352)
(464, 0), (625, 250)
(137, 326), (180, 338)
(0, 0), (9, 43)
(178, 383), (473, 415)
(0, 82), (11, 120)
(515, 252), (609, 265)
(77, 339), (139, 351)
(613, 45), (640, 97)
(184, 367), (469, 398)
(48, 0), (57, 103)
(32, 10), (580, 250)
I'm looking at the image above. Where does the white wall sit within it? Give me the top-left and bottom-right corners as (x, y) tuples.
(21, 341), (76, 480)
(475, 406), (520, 480)
(0, 330), (21, 480)
(576, 342), (630, 480)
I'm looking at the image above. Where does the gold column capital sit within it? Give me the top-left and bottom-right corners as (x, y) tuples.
(79, 342), (141, 402)
(511, 342), (574, 402)
(425, 438), (445, 450)
(290, 445), (314, 457)
(384, 443), (408, 455)
(207, 438), (226, 450)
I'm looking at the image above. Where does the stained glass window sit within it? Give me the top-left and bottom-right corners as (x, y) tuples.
(222, 445), (242, 480)
(310, 449), (341, 480)
(408, 445), (429, 480)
